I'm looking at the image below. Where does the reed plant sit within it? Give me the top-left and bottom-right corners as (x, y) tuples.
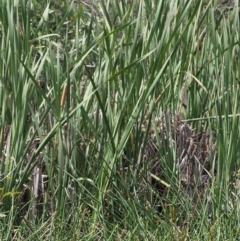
(0, 0), (240, 240)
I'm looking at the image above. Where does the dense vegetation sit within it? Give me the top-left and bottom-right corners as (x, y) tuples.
(1, 0), (240, 240)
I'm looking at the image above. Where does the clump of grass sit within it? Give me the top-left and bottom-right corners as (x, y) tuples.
(0, 0), (240, 240)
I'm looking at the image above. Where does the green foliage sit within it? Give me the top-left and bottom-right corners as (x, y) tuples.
(0, 0), (240, 240)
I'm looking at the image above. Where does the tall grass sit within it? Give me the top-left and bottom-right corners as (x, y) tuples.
(0, 0), (240, 240)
